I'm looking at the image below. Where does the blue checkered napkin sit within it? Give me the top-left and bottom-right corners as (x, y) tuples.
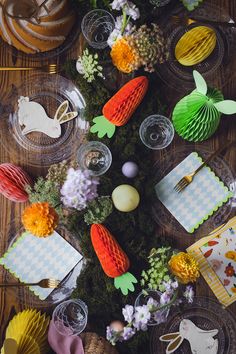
(0, 231), (83, 300)
(155, 152), (233, 233)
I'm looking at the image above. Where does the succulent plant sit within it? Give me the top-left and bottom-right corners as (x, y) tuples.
(84, 196), (113, 225)
(46, 160), (78, 187)
(128, 24), (169, 72)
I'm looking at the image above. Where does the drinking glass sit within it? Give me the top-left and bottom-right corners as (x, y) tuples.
(52, 299), (88, 336)
(81, 9), (115, 49)
(77, 141), (112, 176)
(139, 115), (174, 150)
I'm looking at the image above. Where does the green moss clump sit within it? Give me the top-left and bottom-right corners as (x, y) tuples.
(26, 178), (63, 216)
(84, 196), (113, 225)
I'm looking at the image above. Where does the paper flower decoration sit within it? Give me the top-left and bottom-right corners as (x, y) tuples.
(180, 0), (204, 11)
(61, 168), (99, 211)
(91, 224), (137, 295)
(0, 163), (32, 202)
(90, 76), (149, 138)
(1, 309), (50, 354)
(172, 71), (236, 142)
(110, 37), (140, 74)
(168, 252), (200, 284)
(22, 202), (59, 237)
(175, 26), (216, 66)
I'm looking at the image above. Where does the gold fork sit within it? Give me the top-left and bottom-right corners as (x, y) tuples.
(0, 278), (60, 288)
(174, 141), (235, 193)
(171, 14), (235, 28)
(0, 63), (60, 74)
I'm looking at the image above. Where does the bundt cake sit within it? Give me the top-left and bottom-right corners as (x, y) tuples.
(0, 0), (76, 54)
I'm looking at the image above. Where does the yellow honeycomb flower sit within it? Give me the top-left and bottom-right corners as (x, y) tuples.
(22, 202), (58, 237)
(168, 252), (200, 284)
(110, 37), (140, 74)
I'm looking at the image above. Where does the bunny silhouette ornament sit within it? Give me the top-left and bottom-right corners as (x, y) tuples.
(160, 319), (218, 354)
(18, 97), (78, 138)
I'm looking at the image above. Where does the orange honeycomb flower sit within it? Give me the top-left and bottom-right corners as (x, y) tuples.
(22, 202), (58, 237)
(168, 252), (200, 284)
(110, 37), (140, 74)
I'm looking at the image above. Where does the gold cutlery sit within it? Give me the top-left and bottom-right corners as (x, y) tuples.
(174, 141), (235, 193)
(0, 63), (60, 74)
(0, 278), (60, 289)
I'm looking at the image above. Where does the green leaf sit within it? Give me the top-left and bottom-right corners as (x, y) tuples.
(214, 100), (236, 114)
(193, 70), (207, 96)
(180, 0), (203, 11)
(90, 115), (116, 138)
(114, 272), (138, 295)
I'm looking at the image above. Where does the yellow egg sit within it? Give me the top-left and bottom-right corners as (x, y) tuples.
(112, 185), (140, 212)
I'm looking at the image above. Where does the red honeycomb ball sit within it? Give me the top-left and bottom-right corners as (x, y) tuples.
(0, 163), (33, 202)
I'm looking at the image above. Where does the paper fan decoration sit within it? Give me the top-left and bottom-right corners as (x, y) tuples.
(1, 309), (50, 354)
(0, 163), (32, 202)
(172, 71), (236, 142)
(175, 26), (216, 66)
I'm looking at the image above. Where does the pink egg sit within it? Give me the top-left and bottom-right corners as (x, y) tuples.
(110, 320), (125, 332)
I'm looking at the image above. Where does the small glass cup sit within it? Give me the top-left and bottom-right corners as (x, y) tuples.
(135, 290), (170, 326)
(81, 9), (115, 49)
(52, 299), (88, 336)
(77, 141), (112, 176)
(139, 115), (174, 150)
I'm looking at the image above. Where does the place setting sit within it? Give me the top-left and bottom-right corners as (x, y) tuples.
(0, 0), (236, 354)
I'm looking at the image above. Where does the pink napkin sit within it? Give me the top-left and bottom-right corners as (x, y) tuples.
(48, 320), (85, 354)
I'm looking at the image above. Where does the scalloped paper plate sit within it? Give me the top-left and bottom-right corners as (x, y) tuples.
(0, 231), (83, 300)
(155, 152), (233, 233)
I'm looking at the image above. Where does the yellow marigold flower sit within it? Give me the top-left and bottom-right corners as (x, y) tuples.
(168, 252), (200, 284)
(22, 202), (58, 237)
(110, 37), (140, 74)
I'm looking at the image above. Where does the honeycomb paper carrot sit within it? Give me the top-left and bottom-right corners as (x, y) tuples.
(90, 224), (137, 295)
(90, 76), (149, 138)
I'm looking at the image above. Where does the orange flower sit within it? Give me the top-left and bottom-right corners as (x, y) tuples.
(225, 251), (236, 261)
(231, 286), (236, 293)
(224, 263), (235, 277)
(111, 37), (140, 74)
(168, 252), (200, 284)
(22, 202), (58, 237)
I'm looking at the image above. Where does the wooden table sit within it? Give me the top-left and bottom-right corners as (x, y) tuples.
(0, 0), (235, 351)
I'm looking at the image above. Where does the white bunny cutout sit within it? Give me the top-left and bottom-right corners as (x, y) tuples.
(18, 96), (78, 138)
(160, 319), (218, 354)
